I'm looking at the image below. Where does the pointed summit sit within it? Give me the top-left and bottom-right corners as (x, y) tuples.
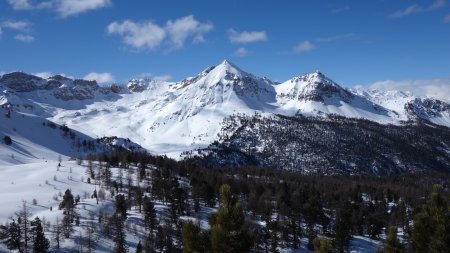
(277, 70), (352, 103)
(214, 59), (244, 75)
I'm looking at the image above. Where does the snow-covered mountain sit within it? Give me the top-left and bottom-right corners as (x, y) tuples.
(1, 60), (450, 159)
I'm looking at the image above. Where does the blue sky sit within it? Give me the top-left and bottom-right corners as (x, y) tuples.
(0, 0), (450, 91)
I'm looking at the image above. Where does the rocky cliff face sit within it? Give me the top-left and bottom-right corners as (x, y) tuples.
(0, 72), (110, 101)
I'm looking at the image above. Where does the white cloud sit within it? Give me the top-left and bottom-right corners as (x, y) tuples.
(153, 75), (172, 82)
(332, 5), (350, 14)
(316, 33), (356, 43)
(7, 0), (111, 17)
(0, 20), (34, 42)
(429, 0), (446, 10)
(293, 40), (315, 54)
(14, 34), (34, 43)
(56, 0), (112, 17)
(390, 1), (445, 18)
(133, 73), (171, 81)
(33, 72), (53, 79)
(2, 20), (32, 32)
(7, 0), (33, 10)
(228, 28), (267, 44)
(165, 15), (213, 50)
(83, 72), (115, 84)
(135, 72), (153, 79)
(107, 20), (166, 50)
(108, 15), (212, 51)
(367, 79), (450, 101)
(390, 4), (422, 18)
(233, 47), (248, 57)
(445, 13), (450, 23)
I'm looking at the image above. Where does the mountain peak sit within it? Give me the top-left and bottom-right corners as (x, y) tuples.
(214, 59), (244, 75)
(277, 70), (353, 103)
(220, 59), (235, 66)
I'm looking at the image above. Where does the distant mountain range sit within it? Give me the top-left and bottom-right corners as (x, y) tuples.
(1, 60), (450, 174)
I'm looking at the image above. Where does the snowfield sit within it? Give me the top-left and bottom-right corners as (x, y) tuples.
(1, 60), (450, 159)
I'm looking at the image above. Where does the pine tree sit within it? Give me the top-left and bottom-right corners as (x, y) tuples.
(143, 197), (157, 236)
(115, 194), (128, 220)
(136, 240), (143, 253)
(31, 217), (50, 253)
(113, 213), (128, 253)
(3, 219), (22, 251)
(182, 220), (209, 253)
(383, 226), (404, 253)
(412, 184), (450, 252)
(209, 184), (253, 253)
(59, 189), (74, 210)
(313, 236), (333, 253)
(334, 202), (352, 253)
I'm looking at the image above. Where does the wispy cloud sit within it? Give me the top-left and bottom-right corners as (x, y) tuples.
(165, 15), (213, 50)
(56, 0), (112, 17)
(331, 5), (350, 14)
(84, 72), (115, 84)
(14, 34), (34, 43)
(429, 0), (447, 10)
(134, 72), (153, 79)
(7, 0), (33, 10)
(390, 1), (447, 18)
(316, 33), (356, 43)
(367, 79), (450, 101)
(293, 40), (315, 54)
(0, 20), (34, 42)
(32, 72), (53, 79)
(445, 13), (450, 22)
(228, 29), (267, 44)
(233, 47), (248, 57)
(153, 75), (172, 82)
(390, 4), (422, 18)
(7, 0), (112, 17)
(2, 20), (32, 32)
(107, 15), (212, 52)
(133, 72), (171, 81)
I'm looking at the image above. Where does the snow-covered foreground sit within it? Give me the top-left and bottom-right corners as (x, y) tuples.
(0, 157), (384, 252)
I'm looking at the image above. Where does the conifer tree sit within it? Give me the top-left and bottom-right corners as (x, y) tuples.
(209, 184), (252, 253)
(383, 226), (404, 253)
(115, 194), (128, 220)
(136, 240), (143, 253)
(113, 214), (128, 253)
(412, 184), (450, 252)
(182, 220), (208, 253)
(334, 202), (352, 253)
(3, 219), (22, 251)
(31, 217), (50, 253)
(143, 197), (157, 236)
(313, 236), (332, 253)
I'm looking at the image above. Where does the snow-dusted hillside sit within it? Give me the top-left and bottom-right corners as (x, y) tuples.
(0, 105), (143, 166)
(1, 60), (450, 158)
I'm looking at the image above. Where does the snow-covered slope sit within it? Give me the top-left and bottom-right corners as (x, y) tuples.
(1, 60), (450, 158)
(0, 106), (143, 166)
(275, 71), (395, 124)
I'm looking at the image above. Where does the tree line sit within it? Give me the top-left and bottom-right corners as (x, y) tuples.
(0, 149), (449, 252)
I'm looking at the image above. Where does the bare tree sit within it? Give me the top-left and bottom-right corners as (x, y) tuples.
(53, 217), (63, 249)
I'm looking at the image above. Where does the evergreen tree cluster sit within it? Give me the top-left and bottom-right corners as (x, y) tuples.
(0, 149), (448, 252)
